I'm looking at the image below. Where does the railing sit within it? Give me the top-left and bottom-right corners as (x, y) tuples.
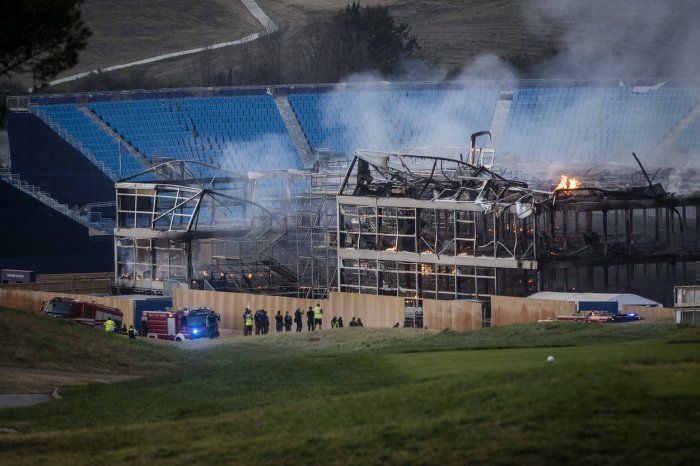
(2, 172), (113, 233)
(30, 106), (117, 180)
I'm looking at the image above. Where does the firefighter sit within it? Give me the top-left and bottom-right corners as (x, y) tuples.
(294, 308), (303, 332)
(254, 310), (261, 335)
(314, 303), (323, 330)
(306, 306), (315, 331)
(261, 310), (270, 334)
(275, 310), (284, 332)
(284, 311), (293, 332)
(127, 325), (137, 339)
(244, 309), (253, 336)
(104, 317), (115, 332)
(206, 310), (219, 338)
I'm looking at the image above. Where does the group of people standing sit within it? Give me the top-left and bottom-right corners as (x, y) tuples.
(241, 303), (364, 335)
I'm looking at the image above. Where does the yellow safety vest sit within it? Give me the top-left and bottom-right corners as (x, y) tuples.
(245, 316), (253, 326)
(104, 320), (114, 332)
(314, 306), (323, 319)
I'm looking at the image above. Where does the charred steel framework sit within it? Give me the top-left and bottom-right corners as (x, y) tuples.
(112, 156), (700, 303)
(336, 143), (542, 300)
(335, 143), (700, 303)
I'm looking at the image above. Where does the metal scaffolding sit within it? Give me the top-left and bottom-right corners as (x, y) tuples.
(295, 159), (348, 299)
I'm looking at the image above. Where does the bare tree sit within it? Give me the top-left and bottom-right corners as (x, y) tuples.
(199, 46), (213, 87)
(300, 18), (332, 83)
(259, 21), (285, 84)
(233, 40), (256, 86)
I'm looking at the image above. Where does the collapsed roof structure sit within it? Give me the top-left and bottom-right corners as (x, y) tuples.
(335, 133), (700, 302)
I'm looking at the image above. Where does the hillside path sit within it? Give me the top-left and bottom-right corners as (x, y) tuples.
(48, 0), (278, 87)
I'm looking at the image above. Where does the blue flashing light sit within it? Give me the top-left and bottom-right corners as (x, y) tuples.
(192, 328), (199, 335)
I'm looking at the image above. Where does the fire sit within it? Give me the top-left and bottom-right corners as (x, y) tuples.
(556, 175), (580, 190)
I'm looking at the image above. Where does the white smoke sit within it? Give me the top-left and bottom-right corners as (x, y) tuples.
(524, 0), (700, 79)
(311, 0), (700, 188)
(219, 134), (302, 210)
(455, 53), (517, 82)
(319, 83), (496, 158)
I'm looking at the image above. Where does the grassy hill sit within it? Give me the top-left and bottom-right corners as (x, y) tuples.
(34, 0), (698, 93)
(6, 0), (697, 93)
(62, 0), (260, 75)
(1, 307), (699, 465)
(47, 0), (556, 91)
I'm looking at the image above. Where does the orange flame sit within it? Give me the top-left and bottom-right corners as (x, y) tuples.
(556, 175), (580, 190)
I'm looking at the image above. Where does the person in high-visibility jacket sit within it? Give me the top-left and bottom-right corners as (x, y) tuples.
(244, 309), (253, 336)
(313, 303), (323, 330)
(104, 317), (115, 332)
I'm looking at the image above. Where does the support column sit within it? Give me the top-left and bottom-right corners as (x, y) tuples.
(669, 208), (675, 251)
(602, 210), (608, 256)
(603, 265), (609, 293)
(625, 208), (633, 257)
(655, 207), (660, 242)
(562, 210), (568, 252)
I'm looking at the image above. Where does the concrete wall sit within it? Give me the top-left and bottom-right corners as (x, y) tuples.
(491, 296), (576, 326)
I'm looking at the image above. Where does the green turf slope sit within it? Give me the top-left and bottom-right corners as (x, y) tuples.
(1, 314), (699, 465)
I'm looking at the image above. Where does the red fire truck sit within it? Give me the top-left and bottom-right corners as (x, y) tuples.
(41, 297), (123, 330)
(142, 307), (219, 341)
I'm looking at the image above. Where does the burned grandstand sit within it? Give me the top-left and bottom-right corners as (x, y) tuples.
(107, 132), (700, 307)
(336, 137), (700, 303)
(3, 81), (700, 306)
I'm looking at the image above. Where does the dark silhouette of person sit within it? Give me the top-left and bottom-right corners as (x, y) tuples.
(284, 312), (293, 332)
(206, 310), (219, 338)
(261, 310), (270, 334)
(306, 306), (315, 331)
(275, 310), (284, 332)
(254, 310), (262, 335)
(294, 308), (303, 332)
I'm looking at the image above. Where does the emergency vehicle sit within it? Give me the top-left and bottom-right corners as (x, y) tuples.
(41, 297), (123, 329)
(142, 307), (219, 341)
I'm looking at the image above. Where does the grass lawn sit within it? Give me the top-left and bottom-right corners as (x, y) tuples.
(0, 308), (699, 465)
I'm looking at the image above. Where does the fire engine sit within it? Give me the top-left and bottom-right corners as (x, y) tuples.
(41, 297), (123, 329)
(142, 307), (219, 341)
